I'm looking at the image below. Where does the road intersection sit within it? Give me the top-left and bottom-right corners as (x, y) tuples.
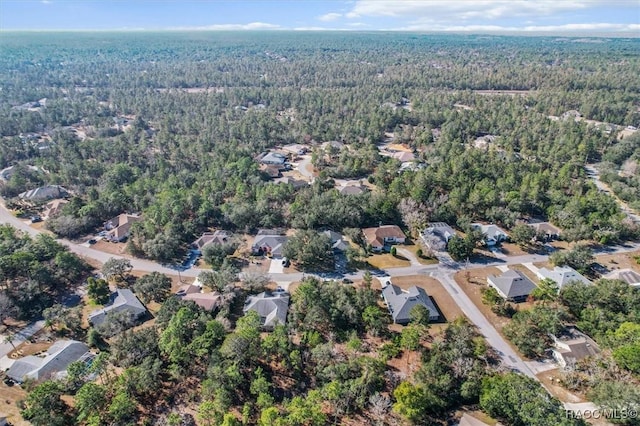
(2, 201), (640, 386)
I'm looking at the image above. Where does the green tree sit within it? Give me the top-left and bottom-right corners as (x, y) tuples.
(362, 305), (391, 337)
(133, 272), (172, 304)
(480, 373), (581, 426)
(87, 277), (110, 305)
(75, 382), (107, 423)
(530, 278), (559, 304)
(409, 304), (432, 327)
(393, 381), (441, 424)
(108, 391), (137, 424)
(283, 229), (334, 271)
(510, 223), (536, 248)
(447, 235), (474, 261)
(21, 381), (73, 426)
(102, 258), (133, 283)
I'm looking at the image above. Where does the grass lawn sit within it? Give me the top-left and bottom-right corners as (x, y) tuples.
(366, 253), (410, 269)
(403, 245), (439, 265)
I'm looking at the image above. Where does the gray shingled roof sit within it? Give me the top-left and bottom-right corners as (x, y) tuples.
(88, 288), (146, 326)
(382, 284), (439, 324)
(252, 234), (289, 257)
(6, 340), (89, 382)
(488, 269), (537, 301)
(243, 291), (290, 328)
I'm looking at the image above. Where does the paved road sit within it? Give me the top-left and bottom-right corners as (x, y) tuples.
(296, 155), (315, 183)
(0, 320), (45, 359)
(3, 199), (640, 392)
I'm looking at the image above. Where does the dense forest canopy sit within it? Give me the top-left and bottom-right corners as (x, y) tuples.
(0, 32), (639, 261)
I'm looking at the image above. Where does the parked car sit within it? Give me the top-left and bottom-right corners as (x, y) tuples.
(342, 278), (354, 284)
(87, 239), (97, 245)
(30, 215), (42, 223)
(282, 257), (291, 267)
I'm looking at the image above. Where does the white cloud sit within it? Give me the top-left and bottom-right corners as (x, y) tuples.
(41, 0), (52, 4)
(293, 26), (352, 31)
(318, 12), (342, 22)
(170, 22), (281, 31)
(390, 22), (640, 33)
(347, 0), (612, 21)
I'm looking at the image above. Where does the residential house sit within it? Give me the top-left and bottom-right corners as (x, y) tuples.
(272, 176), (308, 189)
(551, 326), (600, 369)
(422, 222), (456, 252)
(363, 225), (406, 252)
(259, 152), (287, 167)
(529, 221), (561, 241)
(175, 283), (202, 297)
(281, 144), (308, 156)
(487, 269), (537, 303)
(104, 213), (142, 242)
(321, 230), (349, 252)
(260, 164), (281, 178)
(471, 223), (509, 246)
(535, 266), (591, 290)
(321, 140), (344, 151)
(382, 284), (440, 324)
(243, 290), (290, 329)
(192, 230), (232, 252)
(183, 292), (222, 311)
(252, 232), (289, 258)
(605, 269), (640, 287)
(392, 151), (416, 163)
(6, 340), (91, 383)
(338, 184), (367, 195)
(18, 185), (68, 202)
(88, 289), (147, 327)
(44, 199), (69, 218)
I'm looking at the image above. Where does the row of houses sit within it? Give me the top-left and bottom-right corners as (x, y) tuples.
(422, 220), (562, 251)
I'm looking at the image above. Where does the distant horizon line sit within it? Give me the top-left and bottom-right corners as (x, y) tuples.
(1, 28), (639, 38)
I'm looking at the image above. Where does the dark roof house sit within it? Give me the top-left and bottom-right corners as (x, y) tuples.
(6, 340), (90, 383)
(487, 269), (537, 302)
(382, 284), (440, 324)
(422, 222), (456, 251)
(243, 290), (290, 329)
(551, 326), (600, 369)
(252, 233), (289, 258)
(88, 289), (147, 327)
(192, 230), (232, 251)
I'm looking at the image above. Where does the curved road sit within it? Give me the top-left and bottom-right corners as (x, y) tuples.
(3, 200), (640, 384)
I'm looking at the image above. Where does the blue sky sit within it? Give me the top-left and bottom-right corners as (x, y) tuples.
(1, 0), (638, 34)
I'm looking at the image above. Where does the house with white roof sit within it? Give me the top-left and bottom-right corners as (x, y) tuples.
(6, 340), (91, 383)
(422, 222), (456, 252)
(605, 269), (640, 287)
(471, 223), (509, 246)
(535, 266), (591, 290)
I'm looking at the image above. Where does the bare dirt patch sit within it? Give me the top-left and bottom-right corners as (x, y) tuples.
(454, 267), (535, 358)
(0, 381), (29, 426)
(390, 275), (464, 322)
(91, 240), (128, 256)
(537, 368), (586, 403)
(595, 249), (640, 274)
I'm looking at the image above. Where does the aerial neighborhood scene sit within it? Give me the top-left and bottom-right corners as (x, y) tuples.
(0, 1), (639, 425)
